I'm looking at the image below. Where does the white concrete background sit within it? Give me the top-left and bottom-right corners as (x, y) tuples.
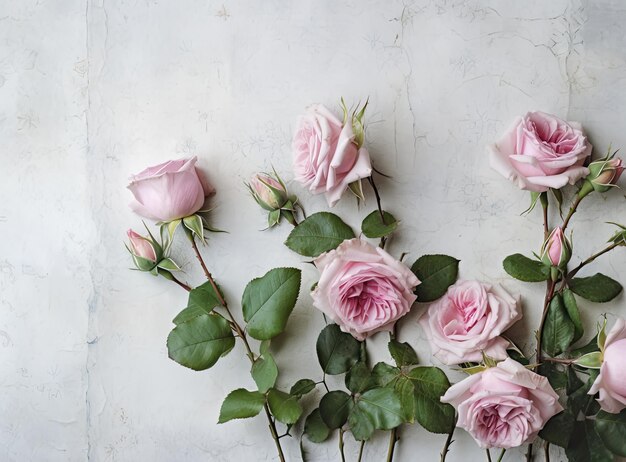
(2, 0), (626, 460)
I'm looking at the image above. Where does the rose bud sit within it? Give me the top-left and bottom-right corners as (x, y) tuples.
(585, 156), (624, 193)
(589, 318), (626, 413)
(128, 156), (214, 223)
(126, 228), (180, 275)
(441, 358), (563, 449)
(248, 173), (288, 210)
(540, 227), (571, 269)
(489, 111), (591, 192)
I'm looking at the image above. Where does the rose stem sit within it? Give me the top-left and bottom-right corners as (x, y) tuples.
(566, 241), (621, 280)
(440, 427), (455, 462)
(386, 325), (399, 462)
(561, 193), (584, 232)
(339, 428), (346, 462)
(526, 443), (534, 462)
(170, 274), (192, 291)
(541, 192), (549, 240)
(357, 440), (365, 462)
(544, 442), (550, 462)
(497, 448), (506, 462)
(367, 174), (389, 248)
(486, 449), (493, 462)
(189, 234), (286, 462)
(535, 279), (557, 365)
(543, 357), (575, 365)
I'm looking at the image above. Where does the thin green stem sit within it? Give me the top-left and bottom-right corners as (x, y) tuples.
(497, 448), (506, 462)
(486, 449), (493, 462)
(544, 441), (550, 462)
(386, 428), (398, 462)
(526, 443), (533, 462)
(541, 193), (549, 240)
(339, 428), (346, 462)
(440, 427), (455, 462)
(367, 174), (388, 249)
(357, 440), (365, 462)
(561, 193), (584, 232)
(536, 279), (557, 365)
(189, 236), (285, 462)
(567, 241), (621, 280)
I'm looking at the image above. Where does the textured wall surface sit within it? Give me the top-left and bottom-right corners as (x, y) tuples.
(2, 1), (626, 460)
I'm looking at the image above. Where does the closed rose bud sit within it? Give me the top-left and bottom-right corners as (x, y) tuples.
(587, 157), (624, 193)
(249, 174), (288, 210)
(541, 227), (571, 268)
(127, 229), (161, 272)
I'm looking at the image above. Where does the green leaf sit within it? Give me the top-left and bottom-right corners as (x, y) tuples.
(569, 274), (623, 303)
(502, 253), (549, 282)
(540, 411), (575, 448)
(319, 390), (353, 429)
(574, 351), (603, 369)
(349, 388), (404, 441)
(595, 409), (626, 457)
(388, 340), (419, 367)
(242, 267), (301, 340)
(183, 214), (205, 242)
(284, 212), (355, 257)
(316, 324), (361, 375)
(568, 370), (599, 417)
(167, 313), (235, 371)
(572, 335), (600, 357)
(542, 294), (575, 357)
(218, 389), (266, 423)
(346, 362), (376, 394)
(563, 289), (584, 343)
(361, 211), (398, 238)
(538, 363), (568, 390)
(567, 366), (585, 395)
(411, 255), (460, 302)
(290, 379), (316, 398)
(371, 362), (401, 387)
(251, 354), (278, 393)
(409, 367), (456, 433)
(173, 280), (223, 324)
(267, 388), (303, 425)
(304, 409), (331, 443)
(393, 375), (416, 423)
(567, 420), (614, 462)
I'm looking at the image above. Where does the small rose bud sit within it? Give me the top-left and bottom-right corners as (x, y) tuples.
(127, 229), (161, 272)
(249, 173), (288, 210)
(587, 156), (624, 193)
(541, 227), (572, 269)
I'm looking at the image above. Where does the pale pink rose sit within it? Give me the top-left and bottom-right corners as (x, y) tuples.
(420, 280), (521, 365)
(293, 104), (372, 206)
(489, 111), (592, 192)
(442, 358), (563, 449)
(589, 318), (626, 413)
(128, 156), (214, 222)
(311, 238), (420, 340)
(127, 229), (157, 262)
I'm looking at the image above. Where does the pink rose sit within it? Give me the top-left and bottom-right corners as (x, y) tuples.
(128, 156), (214, 222)
(540, 227), (571, 268)
(441, 358), (563, 449)
(588, 156), (624, 193)
(589, 318), (626, 413)
(293, 104), (372, 206)
(249, 173), (288, 210)
(420, 280), (521, 365)
(311, 238), (420, 340)
(127, 229), (157, 262)
(489, 111), (592, 192)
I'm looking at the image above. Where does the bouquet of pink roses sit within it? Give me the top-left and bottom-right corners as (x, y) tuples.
(125, 103), (625, 461)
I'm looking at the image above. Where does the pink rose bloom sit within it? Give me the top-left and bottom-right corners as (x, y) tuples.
(540, 227), (571, 268)
(589, 318), (626, 413)
(128, 156), (214, 222)
(311, 239), (420, 340)
(127, 229), (157, 262)
(489, 111), (592, 192)
(442, 358), (563, 449)
(420, 280), (521, 365)
(293, 104), (372, 206)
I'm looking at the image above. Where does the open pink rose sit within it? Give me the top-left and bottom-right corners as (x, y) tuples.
(489, 111), (592, 192)
(589, 318), (626, 413)
(420, 280), (521, 365)
(311, 239), (420, 340)
(442, 358), (563, 449)
(293, 104), (372, 206)
(128, 156), (214, 223)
